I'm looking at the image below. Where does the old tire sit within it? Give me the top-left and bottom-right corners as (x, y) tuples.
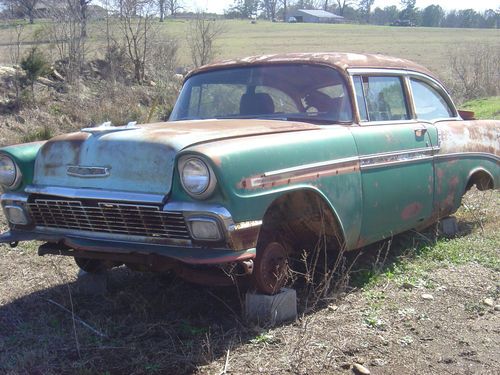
(74, 257), (107, 273)
(252, 240), (290, 295)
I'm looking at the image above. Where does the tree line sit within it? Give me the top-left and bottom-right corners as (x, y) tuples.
(228, 0), (499, 28)
(1, 0), (498, 29)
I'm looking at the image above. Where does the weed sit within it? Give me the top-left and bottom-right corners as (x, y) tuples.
(250, 332), (278, 345)
(20, 125), (53, 142)
(398, 335), (414, 346)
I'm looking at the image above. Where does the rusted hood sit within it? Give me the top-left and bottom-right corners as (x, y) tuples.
(33, 119), (319, 196)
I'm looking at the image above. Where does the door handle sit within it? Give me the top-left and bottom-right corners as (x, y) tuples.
(414, 128), (427, 137)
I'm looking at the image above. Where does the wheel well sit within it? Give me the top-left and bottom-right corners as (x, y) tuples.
(466, 169), (494, 192)
(258, 190), (345, 253)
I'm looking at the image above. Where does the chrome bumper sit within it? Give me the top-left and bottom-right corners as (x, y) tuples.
(1, 190), (262, 260)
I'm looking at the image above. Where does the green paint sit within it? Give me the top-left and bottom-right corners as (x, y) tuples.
(0, 141), (45, 192)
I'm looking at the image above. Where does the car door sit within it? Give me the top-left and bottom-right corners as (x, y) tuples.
(349, 73), (435, 246)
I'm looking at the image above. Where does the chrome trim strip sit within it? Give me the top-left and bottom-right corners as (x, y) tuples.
(25, 185), (165, 204)
(359, 146), (439, 161)
(434, 152), (500, 162)
(264, 156), (359, 177)
(360, 156), (434, 170)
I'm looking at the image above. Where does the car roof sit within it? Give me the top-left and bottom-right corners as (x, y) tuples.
(187, 52), (438, 81)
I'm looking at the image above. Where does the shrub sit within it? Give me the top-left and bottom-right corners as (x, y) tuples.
(448, 44), (500, 102)
(20, 47), (50, 102)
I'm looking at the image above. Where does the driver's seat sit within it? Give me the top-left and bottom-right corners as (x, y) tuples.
(240, 93), (275, 116)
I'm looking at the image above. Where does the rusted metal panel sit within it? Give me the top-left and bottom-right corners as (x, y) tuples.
(33, 120), (320, 196)
(432, 119), (500, 216)
(187, 52), (438, 82)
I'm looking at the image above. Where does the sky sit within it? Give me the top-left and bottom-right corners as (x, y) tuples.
(189, 1), (500, 14)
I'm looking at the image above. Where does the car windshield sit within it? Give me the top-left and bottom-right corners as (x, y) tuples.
(169, 64), (353, 124)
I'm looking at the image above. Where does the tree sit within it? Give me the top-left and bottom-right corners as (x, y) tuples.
(399, 0), (416, 22)
(187, 14), (224, 67)
(228, 0), (258, 19)
(457, 9), (480, 28)
(118, 0), (156, 83)
(165, 0), (182, 17)
(335, 0), (353, 17)
(158, 0), (165, 21)
(64, 0), (92, 38)
(371, 5), (398, 25)
(281, 0), (287, 21)
(260, 0), (278, 20)
(358, 0), (374, 23)
(47, 1), (89, 83)
(9, 0), (39, 24)
(422, 4), (443, 27)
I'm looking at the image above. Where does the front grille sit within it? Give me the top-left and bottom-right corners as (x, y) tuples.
(27, 199), (190, 240)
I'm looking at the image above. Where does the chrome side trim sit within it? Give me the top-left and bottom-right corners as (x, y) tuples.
(264, 156), (359, 177)
(25, 185), (165, 204)
(359, 147), (439, 170)
(360, 146), (440, 161)
(434, 152), (500, 162)
(361, 156), (434, 170)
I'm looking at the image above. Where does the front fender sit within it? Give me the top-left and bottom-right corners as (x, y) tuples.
(182, 128), (362, 250)
(0, 141), (46, 193)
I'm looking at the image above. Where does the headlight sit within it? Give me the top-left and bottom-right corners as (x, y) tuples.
(179, 156), (217, 198)
(0, 154), (20, 188)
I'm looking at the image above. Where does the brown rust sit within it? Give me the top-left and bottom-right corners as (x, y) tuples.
(437, 120), (499, 156)
(227, 224), (261, 250)
(186, 52), (439, 83)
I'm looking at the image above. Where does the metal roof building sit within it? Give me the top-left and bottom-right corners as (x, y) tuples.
(291, 9), (345, 23)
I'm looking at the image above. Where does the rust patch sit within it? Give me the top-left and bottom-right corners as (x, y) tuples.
(186, 52), (439, 83)
(227, 225), (261, 251)
(401, 202), (423, 220)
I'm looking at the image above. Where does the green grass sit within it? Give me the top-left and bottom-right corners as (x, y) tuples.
(351, 189), (500, 293)
(462, 97), (500, 119)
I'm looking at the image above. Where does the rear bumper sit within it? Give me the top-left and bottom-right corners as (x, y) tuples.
(0, 229), (256, 265)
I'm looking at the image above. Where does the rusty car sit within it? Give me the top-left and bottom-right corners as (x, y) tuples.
(0, 53), (498, 294)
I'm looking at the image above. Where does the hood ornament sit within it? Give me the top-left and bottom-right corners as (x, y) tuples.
(81, 120), (140, 134)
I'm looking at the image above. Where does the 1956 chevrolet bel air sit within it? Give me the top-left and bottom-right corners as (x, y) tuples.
(0, 53), (498, 294)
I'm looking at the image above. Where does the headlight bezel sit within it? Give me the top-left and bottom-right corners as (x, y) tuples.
(178, 156), (217, 199)
(0, 153), (22, 190)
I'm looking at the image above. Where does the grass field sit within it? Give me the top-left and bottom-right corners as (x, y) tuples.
(1, 19), (500, 82)
(0, 19), (499, 375)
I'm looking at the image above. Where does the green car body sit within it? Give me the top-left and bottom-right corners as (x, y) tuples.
(1, 53), (498, 293)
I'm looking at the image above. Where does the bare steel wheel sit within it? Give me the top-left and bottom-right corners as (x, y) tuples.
(253, 241), (290, 295)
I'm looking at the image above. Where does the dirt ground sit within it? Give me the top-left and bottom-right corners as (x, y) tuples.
(0, 190), (499, 374)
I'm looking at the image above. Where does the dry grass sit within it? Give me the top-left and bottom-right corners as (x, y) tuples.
(0, 189), (498, 374)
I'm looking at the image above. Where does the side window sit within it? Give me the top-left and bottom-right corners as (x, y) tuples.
(353, 76), (368, 121)
(353, 75), (410, 122)
(410, 78), (454, 120)
(362, 76), (409, 121)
